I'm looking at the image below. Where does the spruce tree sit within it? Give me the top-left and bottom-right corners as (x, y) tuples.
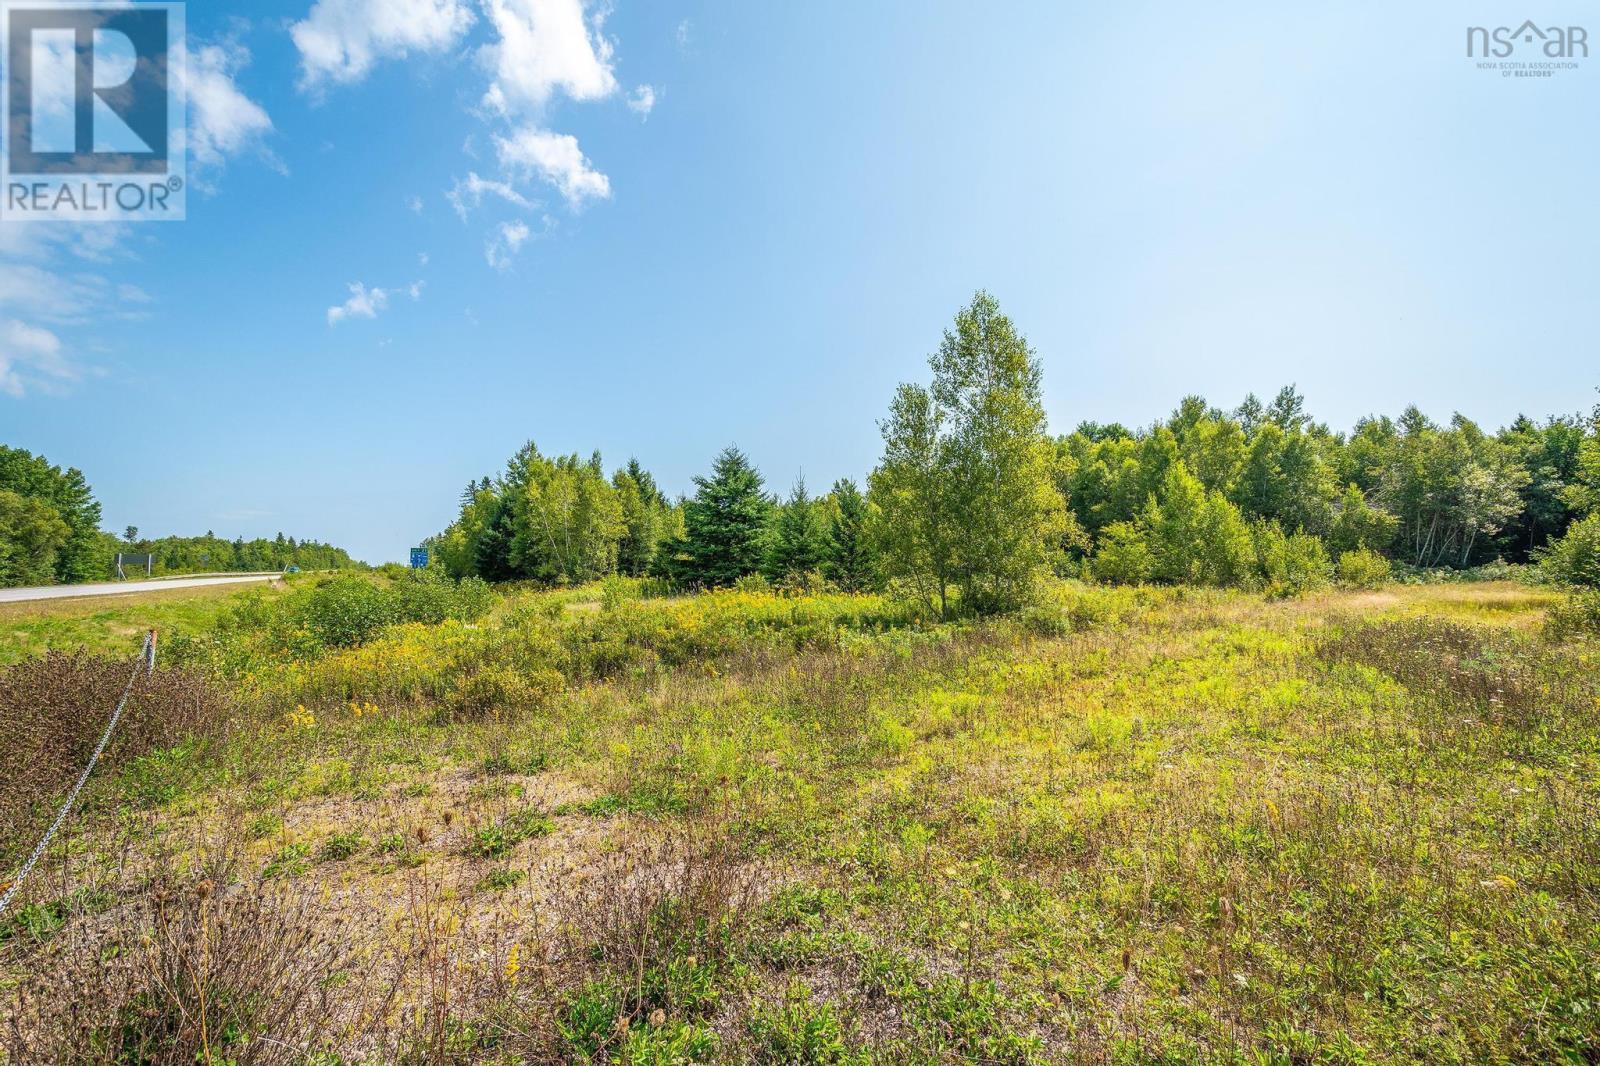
(823, 478), (877, 591)
(680, 447), (772, 586)
(764, 478), (829, 582)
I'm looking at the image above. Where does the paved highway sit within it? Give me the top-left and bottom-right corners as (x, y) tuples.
(0, 573), (282, 604)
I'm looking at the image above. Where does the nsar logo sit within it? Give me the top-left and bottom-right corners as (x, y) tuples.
(1467, 20), (1588, 59)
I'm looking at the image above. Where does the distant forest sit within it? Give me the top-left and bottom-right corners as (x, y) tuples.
(430, 293), (1599, 613)
(0, 445), (360, 588)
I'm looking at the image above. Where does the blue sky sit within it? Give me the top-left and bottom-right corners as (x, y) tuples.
(3, 0), (1596, 563)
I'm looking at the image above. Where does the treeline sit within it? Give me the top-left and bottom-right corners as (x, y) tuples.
(0, 444), (361, 587)
(0, 446), (104, 587)
(433, 293), (1600, 615)
(122, 533), (359, 576)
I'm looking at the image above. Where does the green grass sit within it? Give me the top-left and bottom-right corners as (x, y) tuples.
(3, 580), (1596, 1063)
(0, 580), (289, 665)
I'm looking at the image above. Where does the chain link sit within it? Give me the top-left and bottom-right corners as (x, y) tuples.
(0, 630), (156, 919)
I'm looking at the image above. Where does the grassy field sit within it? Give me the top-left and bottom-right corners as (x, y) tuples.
(0, 579), (291, 666)
(0, 578), (1595, 1064)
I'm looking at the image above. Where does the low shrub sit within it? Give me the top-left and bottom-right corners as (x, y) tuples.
(440, 663), (563, 722)
(3, 877), (369, 1064)
(1546, 590), (1600, 640)
(295, 572), (494, 648)
(1541, 513), (1600, 588)
(1255, 523), (1331, 599)
(0, 653), (228, 863)
(1337, 547), (1391, 589)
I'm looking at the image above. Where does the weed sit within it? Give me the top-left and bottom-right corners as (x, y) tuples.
(263, 842), (311, 879)
(467, 807), (553, 858)
(319, 832), (365, 862)
(477, 866), (525, 892)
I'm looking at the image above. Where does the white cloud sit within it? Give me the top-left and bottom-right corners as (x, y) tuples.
(675, 19), (692, 50)
(627, 84), (655, 118)
(188, 41), (276, 180)
(495, 126), (609, 207)
(0, 319), (72, 398)
(485, 219), (532, 270)
(0, 230), (151, 397)
(327, 281), (387, 325)
(418, 251), (430, 267)
(326, 279), (424, 325)
(407, 194), (424, 213)
(479, 0), (617, 116)
(292, 0), (475, 90)
(446, 171), (536, 219)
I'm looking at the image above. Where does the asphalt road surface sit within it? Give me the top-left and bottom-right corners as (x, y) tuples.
(0, 574), (281, 604)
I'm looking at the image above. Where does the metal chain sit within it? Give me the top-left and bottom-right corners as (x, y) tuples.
(0, 630), (156, 919)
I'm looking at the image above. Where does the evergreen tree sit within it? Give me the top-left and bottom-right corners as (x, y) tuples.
(677, 447), (773, 586)
(823, 478), (878, 591)
(1266, 385), (1308, 431)
(764, 477), (829, 582)
(472, 494), (518, 581)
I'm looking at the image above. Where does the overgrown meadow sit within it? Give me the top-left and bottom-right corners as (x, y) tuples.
(0, 572), (1596, 1064)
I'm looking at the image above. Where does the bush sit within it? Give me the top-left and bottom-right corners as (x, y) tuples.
(1541, 513), (1600, 589)
(1546, 590), (1600, 640)
(298, 575), (392, 647)
(1255, 523), (1330, 599)
(734, 572), (772, 594)
(1337, 548), (1391, 589)
(282, 572), (497, 649)
(0, 653), (228, 863)
(4, 876), (365, 1064)
(1091, 522), (1152, 585)
(440, 664), (563, 722)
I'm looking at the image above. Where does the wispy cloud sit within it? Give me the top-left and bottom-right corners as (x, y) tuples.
(0, 319), (74, 398)
(627, 83), (655, 118)
(446, 171), (536, 219)
(486, 219), (532, 270)
(0, 225), (148, 398)
(187, 39), (278, 186)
